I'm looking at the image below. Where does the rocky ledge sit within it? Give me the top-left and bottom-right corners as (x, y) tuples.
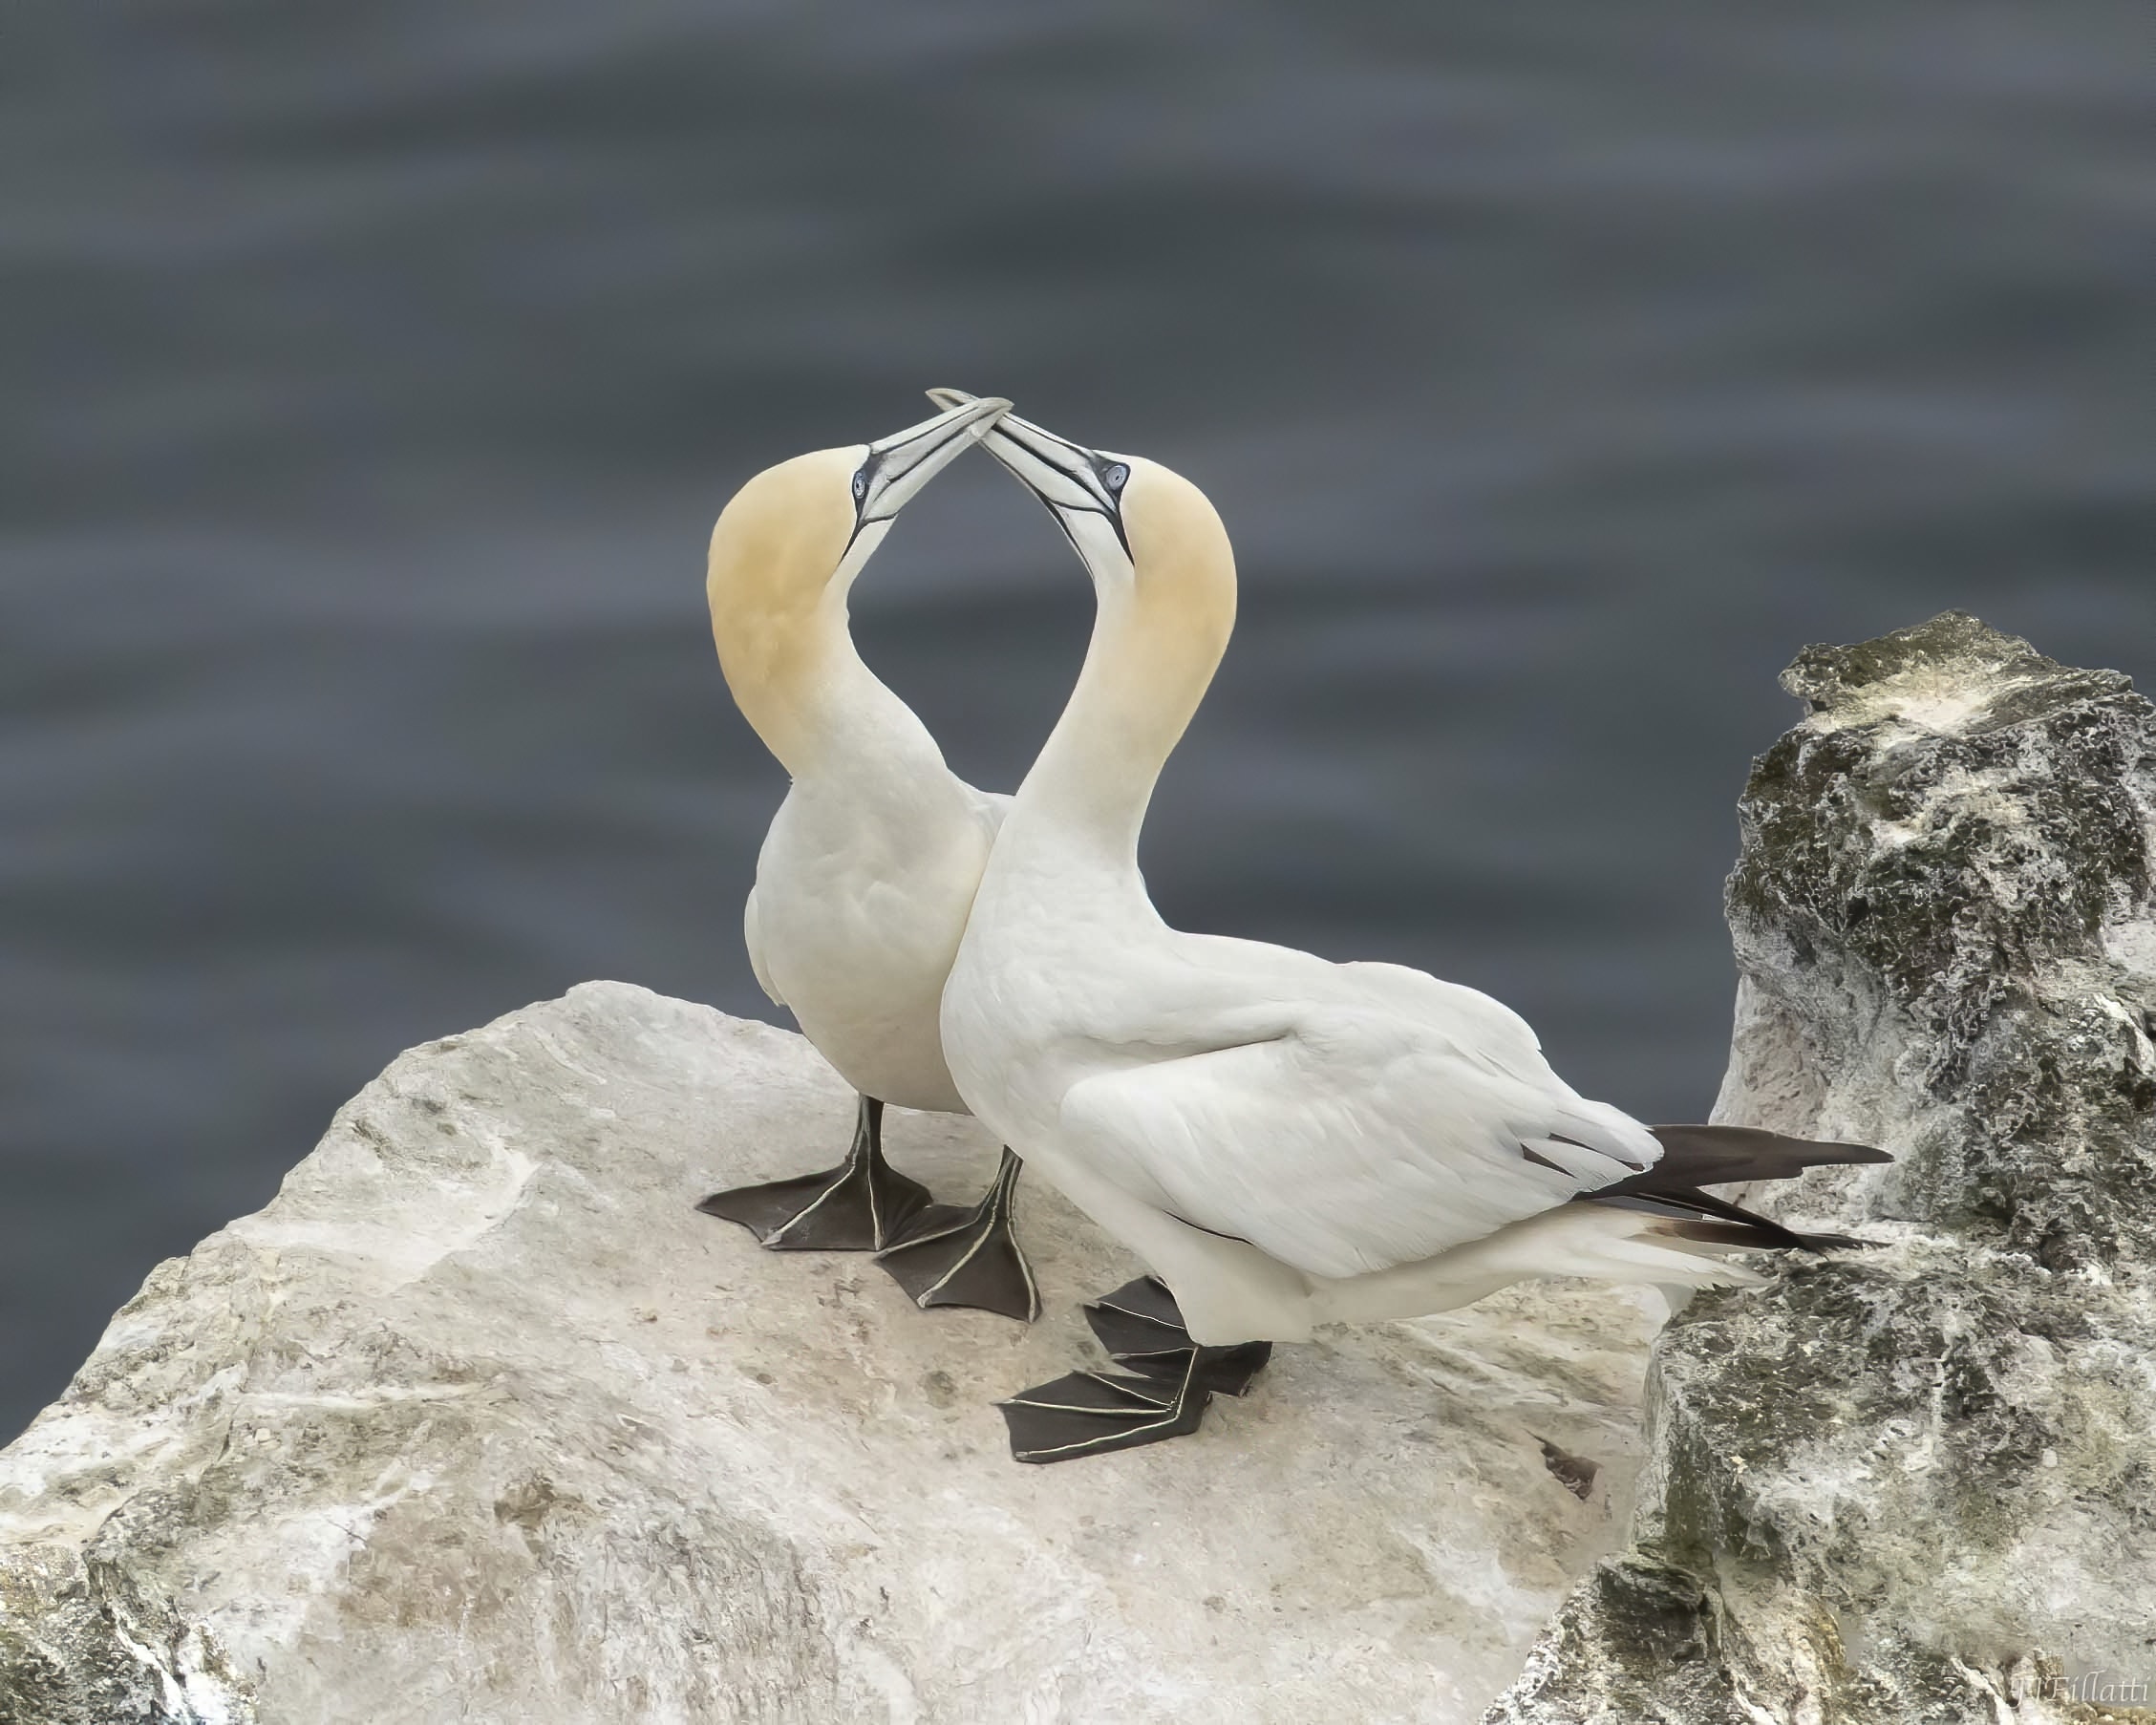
(5, 613), (2148, 1725)
(1491, 613), (2156, 1725)
(0, 992), (1661, 1724)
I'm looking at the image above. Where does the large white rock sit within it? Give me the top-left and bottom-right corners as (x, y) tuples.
(0, 982), (1663, 1724)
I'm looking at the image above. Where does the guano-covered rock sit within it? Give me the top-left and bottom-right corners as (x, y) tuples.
(1491, 613), (2156, 1725)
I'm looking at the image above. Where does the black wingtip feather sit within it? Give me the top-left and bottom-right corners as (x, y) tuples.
(1577, 1125), (1889, 1255)
(1589, 1123), (1891, 1201)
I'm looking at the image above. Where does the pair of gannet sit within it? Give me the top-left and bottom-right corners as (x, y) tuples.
(699, 393), (1887, 1464)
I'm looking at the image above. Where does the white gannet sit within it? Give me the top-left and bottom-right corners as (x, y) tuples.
(694, 395), (1040, 1322)
(931, 394), (1889, 1461)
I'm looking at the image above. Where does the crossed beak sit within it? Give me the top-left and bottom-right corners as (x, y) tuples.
(853, 394), (1012, 531)
(925, 387), (1133, 558)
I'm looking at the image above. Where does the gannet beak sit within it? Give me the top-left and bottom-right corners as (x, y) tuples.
(925, 387), (1132, 560)
(853, 395), (1012, 529)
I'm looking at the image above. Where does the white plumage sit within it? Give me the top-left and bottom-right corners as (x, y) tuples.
(695, 397), (1040, 1319)
(705, 398), (1013, 1118)
(741, 736), (1005, 1116)
(934, 403), (1878, 1372)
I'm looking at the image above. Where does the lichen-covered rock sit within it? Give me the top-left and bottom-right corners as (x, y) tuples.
(1490, 614), (2156, 1725)
(0, 983), (1663, 1725)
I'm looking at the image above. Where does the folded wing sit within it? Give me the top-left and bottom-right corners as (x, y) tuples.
(1057, 990), (1662, 1280)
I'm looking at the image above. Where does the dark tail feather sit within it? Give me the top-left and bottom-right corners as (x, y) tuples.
(1577, 1123), (1889, 1255)
(1584, 1186), (1866, 1253)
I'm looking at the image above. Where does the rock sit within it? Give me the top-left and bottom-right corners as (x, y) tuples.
(1, 983), (1666, 1725)
(1489, 614), (2156, 1725)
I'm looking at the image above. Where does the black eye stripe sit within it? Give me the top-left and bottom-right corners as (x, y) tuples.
(1053, 497), (1133, 559)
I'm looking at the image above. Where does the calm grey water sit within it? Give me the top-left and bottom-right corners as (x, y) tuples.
(6, 2), (2151, 1438)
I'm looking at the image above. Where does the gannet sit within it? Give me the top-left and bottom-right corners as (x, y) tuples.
(930, 393), (1889, 1461)
(694, 395), (1039, 1322)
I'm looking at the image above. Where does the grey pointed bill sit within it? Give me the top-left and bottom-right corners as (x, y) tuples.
(853, 394), (1012, 528)
(924, 387), (1133, 561)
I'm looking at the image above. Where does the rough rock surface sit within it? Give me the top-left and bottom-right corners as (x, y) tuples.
(0, 983), (1664, 1725)
(1490, 614), (2156, 1725)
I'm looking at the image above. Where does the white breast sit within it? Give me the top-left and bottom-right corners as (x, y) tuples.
(752, 777), (1001, 1114)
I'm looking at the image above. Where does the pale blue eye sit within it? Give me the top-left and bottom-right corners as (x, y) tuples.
(852, 468), (869, 500)
(1102, 463), (1129, 493)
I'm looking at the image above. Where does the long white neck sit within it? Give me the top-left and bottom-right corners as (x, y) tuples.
(996, 498), (1236, 896)
(722, 586), (954, 803)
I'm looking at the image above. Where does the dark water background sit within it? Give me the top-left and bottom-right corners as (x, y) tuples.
(6, 2), (2151, 1439)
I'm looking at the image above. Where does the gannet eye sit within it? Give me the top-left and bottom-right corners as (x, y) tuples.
(851, 467), (869, 503)
(1101, 462), (1129, 494)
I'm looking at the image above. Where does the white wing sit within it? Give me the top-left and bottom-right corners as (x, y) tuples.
(742, 884), (783, 1007)
(1057, 977), (1660, 1281)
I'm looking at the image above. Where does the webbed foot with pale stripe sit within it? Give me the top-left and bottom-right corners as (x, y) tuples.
(998, 1277), (1272, 1463)
(696, 1096), (929, 1251)
(874, 1147), (1040, 1322)
(1082, 1276), (1271, 1393)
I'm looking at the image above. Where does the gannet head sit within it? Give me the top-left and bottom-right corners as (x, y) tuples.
(707, 394), (1009, 755)
(710, 394), (1012, 611)
(926, 387), (1234, 648)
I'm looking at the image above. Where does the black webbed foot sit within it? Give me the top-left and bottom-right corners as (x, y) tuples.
(1082, 1276), (1272, 1394)
(999, 1278), (1274, 1463)
(999, 1354), (1214, 1463)
(874, 1147), (1040, 1322)
(696, 1097), (930, 1251)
